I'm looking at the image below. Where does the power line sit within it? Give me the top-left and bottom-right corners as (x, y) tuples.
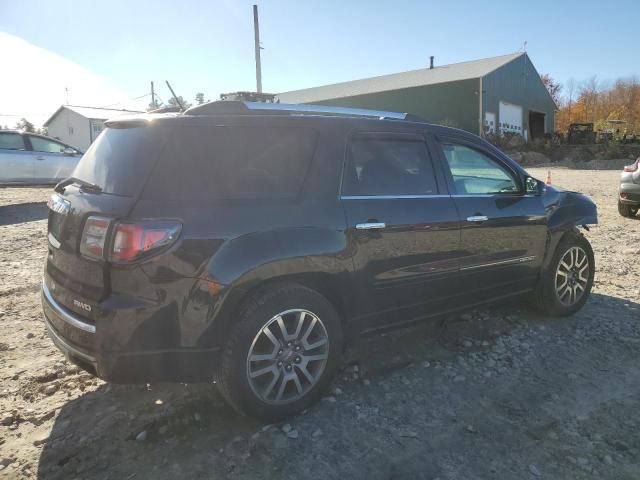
(0, 113), (51, 117)
(98, 93), (152, 109)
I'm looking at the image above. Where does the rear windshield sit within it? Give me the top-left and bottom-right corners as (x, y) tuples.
(143, 126), (317, 201)
(73, 127), (166, 196)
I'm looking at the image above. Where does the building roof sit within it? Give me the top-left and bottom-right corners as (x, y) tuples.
(278, 52), (524, 104)
(44, 105), (144, 126)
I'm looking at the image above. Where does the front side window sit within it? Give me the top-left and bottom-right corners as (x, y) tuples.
(442, 143), (519, 195)
(0, 132), (25, 150)
(29, 136), (66, 153)
(343, 137), (438, 196)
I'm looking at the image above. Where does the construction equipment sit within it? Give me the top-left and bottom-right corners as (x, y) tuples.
(567, 123), (596, 144)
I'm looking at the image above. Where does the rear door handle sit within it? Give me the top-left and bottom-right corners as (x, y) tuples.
(356, 222), (386, 230)
(466, 215), (489, 222)
(35, 156), (45, 161)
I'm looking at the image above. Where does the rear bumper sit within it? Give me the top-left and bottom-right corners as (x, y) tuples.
(41, 280), (220, 383)
(619, 183), (640, 205)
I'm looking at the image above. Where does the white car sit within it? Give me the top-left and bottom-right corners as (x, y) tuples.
(0, 130), (83, 185)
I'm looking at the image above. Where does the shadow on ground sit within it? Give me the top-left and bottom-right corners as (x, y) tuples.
(0, 202), (47, 226)
(37, 293), (640, 479)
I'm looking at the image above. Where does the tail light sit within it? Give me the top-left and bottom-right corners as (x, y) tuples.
(79, 216), (111, 260)
(110, 221), (181, 263)
(80, 217), (181, 263)
(623, 158), (639, 173)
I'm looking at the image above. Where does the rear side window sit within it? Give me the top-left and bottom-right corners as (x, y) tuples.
(144, 126), (317, 201)
(342, 137), (438, 196)
(73, 127), (166, 196)
(0, 132), (25, 150)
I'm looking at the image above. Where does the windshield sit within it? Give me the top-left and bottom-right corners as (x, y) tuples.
(72, 126), (166, 196)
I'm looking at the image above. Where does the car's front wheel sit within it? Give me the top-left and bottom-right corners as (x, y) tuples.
(216, 283), (343, 421)
(534, 230), (595, 316)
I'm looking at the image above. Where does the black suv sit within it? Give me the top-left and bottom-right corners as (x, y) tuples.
(42, 102), (597, 420)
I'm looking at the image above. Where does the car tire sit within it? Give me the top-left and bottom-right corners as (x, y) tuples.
(216, 282), (343, 421)
(534, 230), (595, 317)
(618, 201), (638, 218)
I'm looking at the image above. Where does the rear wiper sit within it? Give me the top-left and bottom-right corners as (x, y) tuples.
(54, 177), (103, 194)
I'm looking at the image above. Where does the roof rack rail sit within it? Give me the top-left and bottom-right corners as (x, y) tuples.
(185, 101), (420, 121)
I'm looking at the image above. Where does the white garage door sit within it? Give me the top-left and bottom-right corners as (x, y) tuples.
(499, 101), (523, 136)
(484, 112), (496, 134)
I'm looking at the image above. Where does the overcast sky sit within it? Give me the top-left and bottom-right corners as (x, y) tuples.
(1, 0), (638, 127)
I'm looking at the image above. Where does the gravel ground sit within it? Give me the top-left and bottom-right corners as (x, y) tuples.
(0, 167), (639, 480)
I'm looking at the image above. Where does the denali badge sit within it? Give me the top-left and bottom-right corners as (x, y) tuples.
(47, 194), (70, 215)
(73, 299), (92, 312)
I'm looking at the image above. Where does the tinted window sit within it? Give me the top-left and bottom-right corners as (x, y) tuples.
(0, 133), (25, 150)
(442, 143), (519, 194)
(73, 127), (166, 196)
(30, 136), (66, 153)
(342, 137), (437, 196)
(144, 126), (317, 201)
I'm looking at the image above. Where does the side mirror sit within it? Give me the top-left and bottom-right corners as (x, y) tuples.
(525, 176), (545, 196)
(62, 147), (77, 156)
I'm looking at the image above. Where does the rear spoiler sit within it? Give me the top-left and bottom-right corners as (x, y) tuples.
(104, 113), (179, 129)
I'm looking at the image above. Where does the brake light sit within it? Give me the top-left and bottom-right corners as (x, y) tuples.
(79, 216), (111, 260)
(623, 158), (639, 172)
(110, 220), (181, 263)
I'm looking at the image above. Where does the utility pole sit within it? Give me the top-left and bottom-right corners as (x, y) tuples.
(165, 80), (184, 111)
(253, 4), (263, 93)
(151, 81), (156, 108)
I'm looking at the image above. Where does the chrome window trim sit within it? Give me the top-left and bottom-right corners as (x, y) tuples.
(341, 194), (451, 200)
(42, 280), (96, 334)
(451, 194), (538, 198)
(341, 194), (538, 200)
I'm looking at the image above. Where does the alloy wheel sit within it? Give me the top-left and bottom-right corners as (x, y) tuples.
(555, 246), (589, 306)
(246, 309), (329, 405)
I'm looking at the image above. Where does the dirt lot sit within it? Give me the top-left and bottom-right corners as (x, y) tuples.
(1, 167), (639, 479)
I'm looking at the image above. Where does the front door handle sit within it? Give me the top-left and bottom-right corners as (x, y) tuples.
(466, 215), (489, 222)
(356, 222), (386, 230)
(35, 156), (45, 161)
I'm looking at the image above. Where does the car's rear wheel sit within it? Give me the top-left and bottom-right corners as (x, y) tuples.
(534, 230), (595, 316)
(618, 201), (638, 218)
(216, 283), (343, 421)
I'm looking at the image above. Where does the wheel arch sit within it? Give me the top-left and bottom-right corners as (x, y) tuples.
(541, 226), (582, 271)
(202, 271), (354, 350)
(237, 272), (349, 324)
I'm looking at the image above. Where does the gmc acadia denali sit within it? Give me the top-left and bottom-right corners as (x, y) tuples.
(42, 101), (597, 420)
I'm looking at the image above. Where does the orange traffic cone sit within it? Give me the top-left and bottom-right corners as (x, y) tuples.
(545, 170), (552, 185)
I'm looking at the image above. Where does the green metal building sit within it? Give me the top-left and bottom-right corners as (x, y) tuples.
(277, 52), (556, 140)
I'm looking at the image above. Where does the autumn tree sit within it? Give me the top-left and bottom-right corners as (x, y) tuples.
(555, 76), (640, 135)
(540, 74), (562, 107)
